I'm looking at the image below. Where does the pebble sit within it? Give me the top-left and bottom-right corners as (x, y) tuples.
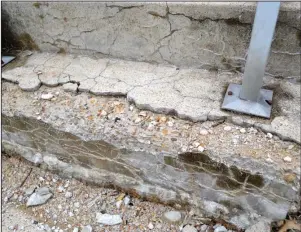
(96, 213), (123, 225)
(181, 146), (188, 152)
(55, 91), (60, 96)
(200, 129), (208, 135)
(81, 225), (92, 232)
(183, 225), (197, 232)
(139, 111), (148, 117)
(214, 225), (227, 232)
(134, 117), (142, 123)
(72, 228), (79, 232)
(148, 222), (154, 230)
(74, 202), (80, 208)
(223, 126), (231, 131)
(65, 192), (72, 198)
(197, 146), (205, 152)
(123, 196), (131, 205)
(159, 116), (167, 123)
(266, 157), (274, 163)
(129, 105), (134, 111)
(57, 186), (65, 193)
(283, 156), (292, 162)
(200, 224), (208, 231)
(266, 133), (273, 139)
(240, 128), (246, 133)
(41, 93), (54, 100)
(163, 211), (182, 224)
(37, 116), (42, 120)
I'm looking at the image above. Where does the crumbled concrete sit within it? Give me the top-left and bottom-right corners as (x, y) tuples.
(2, 2), (300, 78)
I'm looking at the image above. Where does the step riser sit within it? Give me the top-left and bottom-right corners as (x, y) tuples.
(2, 2), (300, 79)
(2, 113), (298, 229)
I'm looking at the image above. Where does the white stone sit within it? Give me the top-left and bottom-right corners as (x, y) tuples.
(134, 117), (142, 123)
(163, 211), (182, 223)
(148, 222), (154, 230)
(41, 93), (54, 100)
(57, 186), (65, 193)
(223, 126), (232, 131)
(123, 196), (130, 205)
(283, 156), (292, 162)
(182, 225), (197, 232)
(129, 105), (134, 111)
(200, 129), (208, 135)
(240, 128), (246, 133)
(266, 158), (274, 163)
(167, 121), (174, 127)
(81, 226), (93, 232)
(65, 192), (72, 198)
(288, 145), (294, 150)
(96, 213), (123, 225)
(214, 226), (227, 232)
(138, 111), (148, 117)
(197, 146), (205, 152)
(74, 202), (80, 208)
(266, 133), (273, 139)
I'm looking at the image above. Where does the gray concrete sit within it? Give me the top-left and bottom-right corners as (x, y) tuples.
(2, 2), (300, 79)
(2, 52), (300, 143)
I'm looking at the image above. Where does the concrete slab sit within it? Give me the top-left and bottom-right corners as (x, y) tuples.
(2, 52), (300, 143)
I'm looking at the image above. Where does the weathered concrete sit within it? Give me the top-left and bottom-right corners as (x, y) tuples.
(2, 52), (300, 144)
(2, 2), (300, 79)
(2, 76), (300, 229)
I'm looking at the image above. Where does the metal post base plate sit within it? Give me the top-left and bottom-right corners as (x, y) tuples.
(221, 83), (273, 119)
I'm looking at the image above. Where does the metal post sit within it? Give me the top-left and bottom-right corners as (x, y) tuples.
(221, 2), (280, 118)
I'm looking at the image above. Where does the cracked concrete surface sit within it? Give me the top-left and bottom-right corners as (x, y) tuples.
(2, 52), (300, 144)
(2, 2), (300, 78)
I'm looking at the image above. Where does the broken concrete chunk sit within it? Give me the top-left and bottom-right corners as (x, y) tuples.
(26, 187), (53, 206)
(63, 83), (78, 93)
(96, 213), (122, 225)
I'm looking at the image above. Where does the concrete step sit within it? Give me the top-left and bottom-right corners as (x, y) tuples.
(2, 51), (300, 229)
(2, 2), (300, 79)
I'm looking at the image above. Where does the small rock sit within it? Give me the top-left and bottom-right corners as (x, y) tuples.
(37, 116), (42, 120)
(283, 156), (292, 162)
(197, 146), (205, 152)
(266, 158), (274, 163)
(223, 126), (232, 131)
(72, 228), (79, 232)
(139, 111), (148, 117)
(24, 186), (36, 196)
(129, 105), (134, 111)
(200, 129), (208, 135)
(57, 186), (65, 193)
(69, 211), (74, 217)
(148, 222), (154, 230)
(55, 91), (60, 96)
(134, 117), (142, 123)
(200, 224), (208, 231)
(167, 121), (174, 127)
(284, 173), (296, 183)
(74, 202), (80, 208)
(159, 116), (167, 123)
(163, 211), (182, 224)
(26, 187), (53, 207)
(81, 225), (92, 232)
(41, 93), (54, 100)
(65, 192), (72, 198)
(240, 128), (246, 133)
(266, 133), (273, 139)
(181, 146), (188, 152)
(123, 196), (131, 205)
(116, 200), (123, 209)
(96, 213), (123, 225)
(101, 110), (107, 116)
(214, 226), (227, 232)
(245, 220), (271, 232)
(183, 225), (197, 232)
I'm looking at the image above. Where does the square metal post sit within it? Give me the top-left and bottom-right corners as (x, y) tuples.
(221, 2), (281, 118)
